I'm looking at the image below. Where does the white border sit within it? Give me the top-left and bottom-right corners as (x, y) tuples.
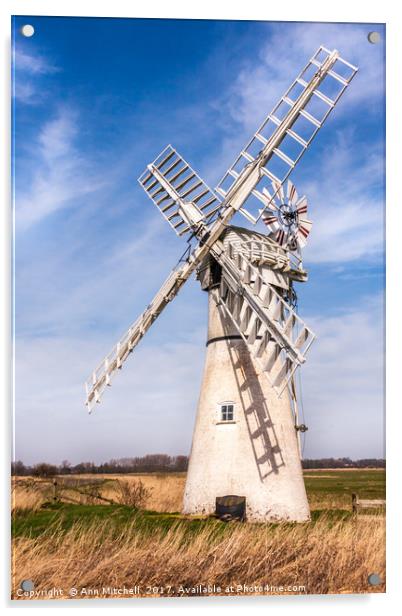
(2, 1), (400, 614)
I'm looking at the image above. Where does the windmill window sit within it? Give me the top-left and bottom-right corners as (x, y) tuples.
(220, 403), (234, 422)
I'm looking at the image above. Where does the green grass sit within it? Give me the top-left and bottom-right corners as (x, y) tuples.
(12, 470), (385, 540)
(304, 469), (385, 500)
(12, 502), (229, 541)
(12, 502), (356, 541)
(13, 503), (135, 538)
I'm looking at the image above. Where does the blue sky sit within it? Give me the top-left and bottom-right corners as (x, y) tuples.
(12, 17), (385, 464)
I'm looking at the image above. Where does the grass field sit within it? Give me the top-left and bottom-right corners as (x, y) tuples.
(11, 469), (385, 599)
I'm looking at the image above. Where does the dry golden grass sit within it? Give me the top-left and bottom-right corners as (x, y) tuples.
(12, 478), (52, 512)
(12, 513), (385, 598)
(12, 472), (376, 513)
(12, 473), (186, 513)
(103, 473), (185, 512)
(11, 471), (386, 599)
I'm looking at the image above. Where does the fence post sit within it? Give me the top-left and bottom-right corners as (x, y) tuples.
(352, 493), (358, 515)
(53, 479), (58, 503)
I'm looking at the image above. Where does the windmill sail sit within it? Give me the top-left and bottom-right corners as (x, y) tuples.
(138, 145), (223, 238)
(210, 239), (316, 394)
(85, 45), (357, 412)
(85, 259), (194, 411)
(215, 46), (358, 223)
(138, 47), (357, 248)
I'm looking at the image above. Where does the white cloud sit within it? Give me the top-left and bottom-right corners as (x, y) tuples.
(13, 81), (37, 104)
(12, 22), (384, 465)
(13, 49), (59, 104)
(14, 329), (205, 465)
(14, 295), (384, 464)
(14, 49), (59, 75)
(15, 203), (191, 340)
(220, 22), (384, 134)
(300, 131), (384, 263)
(15, 109), (106, 230)
(209, 22), (385, 265)
(301, 295), (384, 458)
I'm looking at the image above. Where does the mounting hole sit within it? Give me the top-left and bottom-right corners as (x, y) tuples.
(21, 24), (35, 38)
(21, 579), (34, 591)
(367, 31), (380, 44)
(368, 573), (382, 585)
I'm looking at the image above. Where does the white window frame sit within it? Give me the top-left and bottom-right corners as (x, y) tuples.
(217, 401), (236, 424)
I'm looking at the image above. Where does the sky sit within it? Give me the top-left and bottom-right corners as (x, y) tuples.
(12, 16), (385, 465)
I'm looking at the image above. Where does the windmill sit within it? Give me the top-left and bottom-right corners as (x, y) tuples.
(85, 46), (357, 522)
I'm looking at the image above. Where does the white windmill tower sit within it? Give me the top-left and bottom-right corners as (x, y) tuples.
(85, 46), (357, 522)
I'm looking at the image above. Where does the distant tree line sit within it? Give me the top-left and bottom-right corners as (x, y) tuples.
(11, 454), (189, 477)
(11, 455), (385, 477)
(301, 457), (386, 469)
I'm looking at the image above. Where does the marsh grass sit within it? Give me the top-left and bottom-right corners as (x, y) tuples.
(12, 470), (385, 513)
(12, 509), (385, 598)
(11, 470), (386, 599)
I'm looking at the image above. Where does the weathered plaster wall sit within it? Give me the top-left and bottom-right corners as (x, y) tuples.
(183, 286), (310, 523)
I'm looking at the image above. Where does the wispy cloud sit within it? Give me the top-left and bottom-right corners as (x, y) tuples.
(15, 330), (205, 465)
(301, 130), (384, 263)
(13, 81), (37, 104)
(207, 22), (385, 265)
(14, 48), (59, 75)
(13, 48), (59, 104)
(218, 22), (384, 135)
(15, 178), (189, 340)
(12, 19), (384, 464)
(14, 294), (383, 464)
(16, 108), (106, 230)
(302, 294), (384, 458)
